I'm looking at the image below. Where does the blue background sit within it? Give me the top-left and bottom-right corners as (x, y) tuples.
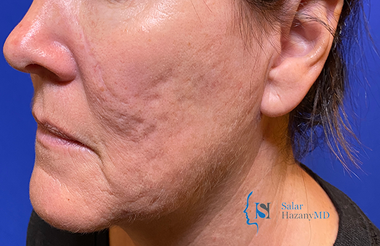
(0, 1), (379, 245)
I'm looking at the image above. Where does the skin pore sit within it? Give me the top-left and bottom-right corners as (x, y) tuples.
(3, 0), (343, 245)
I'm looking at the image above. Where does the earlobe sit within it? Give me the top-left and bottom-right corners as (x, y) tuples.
(261, 0), (344, 118)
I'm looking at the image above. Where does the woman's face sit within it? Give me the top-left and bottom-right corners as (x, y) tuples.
(4, 0), (274, 231)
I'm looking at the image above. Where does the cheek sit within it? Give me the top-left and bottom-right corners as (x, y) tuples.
(73, 0), (269, 221)
(82, 39), (261, 151)
(80, 17), (265, 164)
(77, 0), (260, 144)
(81, 46), (181, 146)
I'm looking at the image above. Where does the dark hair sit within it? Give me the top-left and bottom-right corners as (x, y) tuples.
(241, 0), (365, 169)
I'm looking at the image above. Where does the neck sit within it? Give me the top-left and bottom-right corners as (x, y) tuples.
(113, 117), (338, 246)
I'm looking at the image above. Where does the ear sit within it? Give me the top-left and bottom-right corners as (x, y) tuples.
(261, 0), (344, 117)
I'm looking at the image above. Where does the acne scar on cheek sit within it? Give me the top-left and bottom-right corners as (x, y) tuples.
(78, 25), (109, 95)
(93, 63), (107, 92)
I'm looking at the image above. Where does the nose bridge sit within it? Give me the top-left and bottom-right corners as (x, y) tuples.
(3, 0), (78, 82)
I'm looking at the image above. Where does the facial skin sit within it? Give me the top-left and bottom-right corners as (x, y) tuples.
(4, 0), (345, 244)
(4, 0), (274, 232)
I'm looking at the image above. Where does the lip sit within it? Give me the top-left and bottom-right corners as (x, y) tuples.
(35, 120), (90, 151)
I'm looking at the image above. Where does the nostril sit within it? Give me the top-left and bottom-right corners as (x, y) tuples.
(25, 64), (49, 75)
(25, 64), (72, 83)
(25, 64), (43, 71)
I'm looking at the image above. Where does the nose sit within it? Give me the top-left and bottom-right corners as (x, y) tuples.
(3, 0), (77, 82)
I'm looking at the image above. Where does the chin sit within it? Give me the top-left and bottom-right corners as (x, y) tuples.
(29, 166), (113, 233)
(28, 162), (179, 233)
